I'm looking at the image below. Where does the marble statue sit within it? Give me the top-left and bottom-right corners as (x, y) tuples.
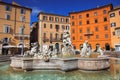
(62, 30), (75, 56)
(24, 42), (57, 61)
(97, 46), (104, 55)
(80, 40), (92, 57)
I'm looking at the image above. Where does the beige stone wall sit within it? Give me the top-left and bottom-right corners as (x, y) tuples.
(109, 8), (120, 48)
(0, 2), (31, 50)
(38, 13), (70, 51)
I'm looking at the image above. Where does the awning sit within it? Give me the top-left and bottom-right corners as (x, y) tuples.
(2, 45), (17, 48)
(2, 45), (27, 48)
(17, 45), (27, 48)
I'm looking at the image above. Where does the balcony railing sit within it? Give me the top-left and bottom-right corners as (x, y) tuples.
(50, 38), (62, 42)
(84, 31), (94, 36)
(13, 34), (30, 38)
(43, 38), (49, 42)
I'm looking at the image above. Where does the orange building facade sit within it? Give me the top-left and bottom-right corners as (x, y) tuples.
(69, 4), (113, 51)
(109, 7), (120, 51)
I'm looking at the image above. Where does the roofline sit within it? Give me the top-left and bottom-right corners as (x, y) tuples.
(109, 7), (120, 13)
(37, 12), (69, 17)
(0, 1), (32, 12)
(69, 4), (113, 14)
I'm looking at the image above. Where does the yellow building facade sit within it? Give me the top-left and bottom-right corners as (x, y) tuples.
(37, 12), (70, 53)
(109, 7), (120, 51)
(0, 1), (32, 55)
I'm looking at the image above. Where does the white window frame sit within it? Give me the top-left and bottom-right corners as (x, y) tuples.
(20, 16), (25, 22)
(4, 25), (10, 33)
(5, 14), (10, 20)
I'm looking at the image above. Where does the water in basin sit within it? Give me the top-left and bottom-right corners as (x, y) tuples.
(0, 62), (120, 80)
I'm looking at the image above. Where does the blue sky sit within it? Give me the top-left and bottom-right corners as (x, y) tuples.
(2, 0), (120, 25)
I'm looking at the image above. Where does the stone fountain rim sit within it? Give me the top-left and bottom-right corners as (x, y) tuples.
(10, 57), (109, 61)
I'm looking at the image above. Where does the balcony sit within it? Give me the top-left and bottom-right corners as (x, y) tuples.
(50, 38), (62, 42)
(43, 38), (49, 42)
(115, 27), (120, 30)
(84, 31), (94, 36)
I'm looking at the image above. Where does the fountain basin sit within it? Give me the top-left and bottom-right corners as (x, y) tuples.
(10, 57), (110, 71)
(10, 57), (78, 71)
(78, 58), (110, 71)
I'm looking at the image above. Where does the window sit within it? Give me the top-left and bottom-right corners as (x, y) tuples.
(55, 33), (59, 39)
(80, 36), (82, 40)
(43, 33), (46, 39)
(111, 22), (116, 27)
(95, 19), (98, 23)
(116, 29), (120, 37)
(112, 32), (115, 35)
(104, 26), (108, 30)
(72, 36), (75, 40)
(86, 14), (89, 17)
(44, 24), (46, 28)
(4, 25), (10, 33)
(43, 16), (47, 21)
(103, 10), (107, 14)
(80, 29), (82, 33)
(55, 17), (59, 22)
(96, 35), (99, 39)
(49, 17), (53, 21)
(5, 14), (10, 20)
(66, 26), (69, 30)
(105, 34), (108, 38)
(79, 15), (82, 18)
(72, 22), (75, 26)
(62, 25), (65, 30)
(50, 24), (52, 29)
(104, 17), (107, 22)
(66, 18), (69, 23)
(110, 13), (115, 17)
(19, 27), (24, 34)
(55, 25), (59, 32)
(94, 12), (98, 16)
(72, 29), (75, 33)
(20, 16), (25, 22)
(20, 8), (25, 14)
(79, 21), (82, 25)
(95, 27), (99, 31)
(61, 18), (64, 22)
(87, 36), (90, 39)
(50, 33), (52, 40)
(87, 28), (90, 33)
(86, 20), (90, 24)
(72, 16), (74, 19)
(5, 5), (12, 11)
(61, 34), (63, 39)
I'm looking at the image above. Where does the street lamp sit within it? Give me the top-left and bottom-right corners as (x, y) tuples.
(21, 25), (25, 56)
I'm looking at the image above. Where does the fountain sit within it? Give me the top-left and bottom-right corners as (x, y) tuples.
(10, 30), (117, 72)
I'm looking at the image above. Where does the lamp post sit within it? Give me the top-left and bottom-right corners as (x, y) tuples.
(21, 26), (25, 56)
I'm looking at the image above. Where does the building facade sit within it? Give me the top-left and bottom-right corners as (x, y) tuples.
(0, 1), (32, 55)
(109, 7), (120, 51)
(69, 4), (113, 50)
(37, 12), (70, 53)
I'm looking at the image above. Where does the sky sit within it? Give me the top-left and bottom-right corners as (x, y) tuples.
(2, 0), (120, 25)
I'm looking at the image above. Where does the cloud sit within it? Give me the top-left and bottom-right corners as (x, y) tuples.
(31, 7), (42, 16)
